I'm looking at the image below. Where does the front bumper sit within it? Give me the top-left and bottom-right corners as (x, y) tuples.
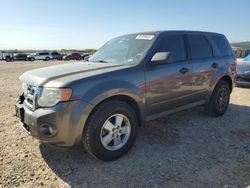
(15, 95), (93, 147)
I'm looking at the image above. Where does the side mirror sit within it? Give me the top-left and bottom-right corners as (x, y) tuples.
(150, 52), (173, 65)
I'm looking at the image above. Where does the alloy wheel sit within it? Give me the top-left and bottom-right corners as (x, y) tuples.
(216, 87), (228, 112)
(100, 114), (131, 151)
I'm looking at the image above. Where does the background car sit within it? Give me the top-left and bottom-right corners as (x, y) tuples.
(63, 53), (81, 60)
(81, 53), (90, 60)
(27, 52), (53, 61)
(51, 52), (64, 60)
(237, 54), (250, 86)
(5, 53), (28, 62)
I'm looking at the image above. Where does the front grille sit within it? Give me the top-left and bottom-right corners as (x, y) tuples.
(23, 84), (37, 110)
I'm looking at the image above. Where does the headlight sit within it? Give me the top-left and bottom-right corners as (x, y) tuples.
(22, 82), (28, 92)
(37, 87), (72, 107)
(244, 70), (250, 74)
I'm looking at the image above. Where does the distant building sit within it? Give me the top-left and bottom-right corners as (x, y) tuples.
(231, 41), (250, 58)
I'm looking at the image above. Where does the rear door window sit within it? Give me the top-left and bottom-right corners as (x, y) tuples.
(212, 35), (232, 57)
(39, 53), (48, 55)
(155, 34), (186, 62)
(188, 35), (213, 59)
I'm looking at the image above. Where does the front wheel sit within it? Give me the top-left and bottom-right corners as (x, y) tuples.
(5, 57), (12, 62)
(206, 80), (230, 117)
(82, 100), (138, 161)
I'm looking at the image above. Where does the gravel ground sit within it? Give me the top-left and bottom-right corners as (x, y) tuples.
(0, 60), (250, 188)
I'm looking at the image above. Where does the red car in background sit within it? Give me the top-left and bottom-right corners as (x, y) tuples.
(63, 53), (81, 60)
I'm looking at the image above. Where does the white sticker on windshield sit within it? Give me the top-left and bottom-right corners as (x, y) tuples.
(136, 35), (154, 40)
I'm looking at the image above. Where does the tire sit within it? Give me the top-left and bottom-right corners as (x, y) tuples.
(206, 80), (230, 117)
(5, 57), (11, 62)
(82, 100), (138, 161)
(30, 57), (35, 61)
(45, 57), (50, 61)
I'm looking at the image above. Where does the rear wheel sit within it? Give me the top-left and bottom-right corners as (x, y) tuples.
(82, 100), (138, 161)
(45, 57), (50, 61)
(206, 80), (230, 117)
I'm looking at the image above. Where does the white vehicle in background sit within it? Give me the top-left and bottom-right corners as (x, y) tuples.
(0, 52), (14, 61)
(27, 52), (53, 61)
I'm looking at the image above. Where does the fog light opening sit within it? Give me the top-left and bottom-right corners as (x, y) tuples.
(39, 123), (57, 138)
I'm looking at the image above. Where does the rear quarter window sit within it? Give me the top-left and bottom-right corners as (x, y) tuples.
(212, 35), (233, 57)
(188, 35), (213, 59)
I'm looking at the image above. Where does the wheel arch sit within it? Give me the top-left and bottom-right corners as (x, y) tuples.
(74, 92), (145, 146)
(85, 94), (143, 128)
(207, 74), (233, 102)
(217, 75), (233, 93)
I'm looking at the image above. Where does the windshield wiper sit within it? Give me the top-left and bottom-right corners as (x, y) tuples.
(92, 60), (110, 63)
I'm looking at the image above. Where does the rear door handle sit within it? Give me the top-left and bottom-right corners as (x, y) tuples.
(211, 62), (219, 68)
(179, 67), (189, 74)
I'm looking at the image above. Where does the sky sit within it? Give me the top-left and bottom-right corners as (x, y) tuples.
(0, 0), (249, 50)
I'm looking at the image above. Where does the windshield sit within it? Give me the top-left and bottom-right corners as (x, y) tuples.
(89, 34), (155, 64)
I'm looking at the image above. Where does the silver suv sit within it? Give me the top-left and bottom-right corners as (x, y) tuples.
(27, 52), (53, 61)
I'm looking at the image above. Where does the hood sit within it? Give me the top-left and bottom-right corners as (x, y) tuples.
(19, 62), (127, 86)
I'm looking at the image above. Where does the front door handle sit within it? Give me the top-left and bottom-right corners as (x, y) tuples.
(179, 67), (189, 74)
(211, 62), (219, 68)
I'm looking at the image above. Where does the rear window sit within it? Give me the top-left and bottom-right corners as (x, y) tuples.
(212, 35), (232, 56)
(155, 34), (186, 62)
(188, 35), (212, 59)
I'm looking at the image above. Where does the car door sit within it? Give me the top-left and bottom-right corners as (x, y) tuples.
(186, 34), (216, 100)
(51, 52), (55, 59)
(145, 34), (193, 116)
(18, 54), (23, 60)
(15, 54), (21, 60)
(36, 53), (43, 60)
(20, 54), (26, 60)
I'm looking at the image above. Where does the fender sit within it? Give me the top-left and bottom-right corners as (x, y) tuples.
(73, 80), (146, 144)
(207, 72), (234, 101)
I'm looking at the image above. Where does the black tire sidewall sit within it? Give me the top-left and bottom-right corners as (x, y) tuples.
(208, 81), (230, 116)
(6, 57), (11, 62)
(85, 101), (138, 160)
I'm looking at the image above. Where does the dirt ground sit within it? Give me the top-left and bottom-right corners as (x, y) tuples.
(0, 60), (250, 188)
